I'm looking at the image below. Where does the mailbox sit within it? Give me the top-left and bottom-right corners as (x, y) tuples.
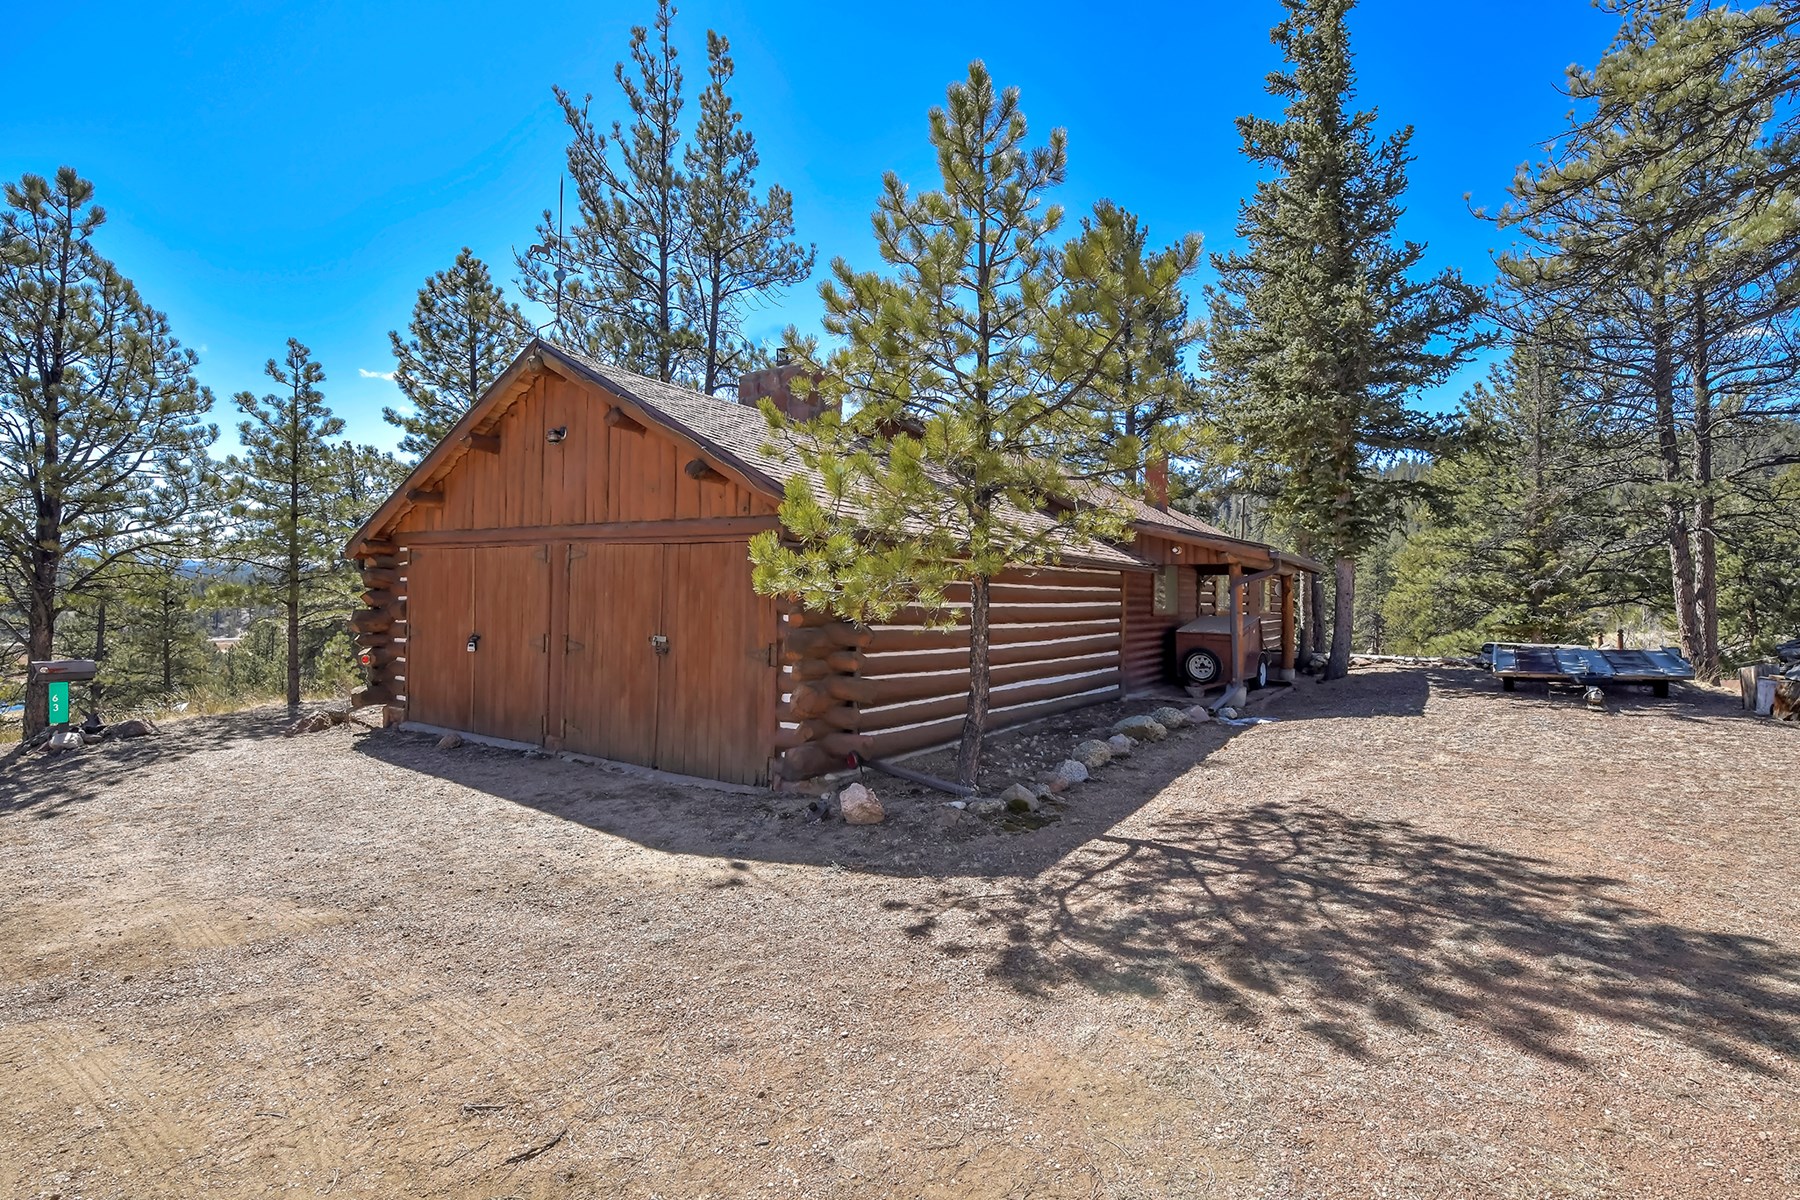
(29, 659), (98, 684)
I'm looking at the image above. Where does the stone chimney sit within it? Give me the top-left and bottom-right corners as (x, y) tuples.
(736, 350), (832, 422)
(1145, 455), (1170, 511)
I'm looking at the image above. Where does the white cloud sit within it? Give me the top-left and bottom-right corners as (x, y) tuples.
(359, 368), (396, 382)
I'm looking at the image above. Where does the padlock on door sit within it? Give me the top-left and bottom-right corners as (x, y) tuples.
(649, 634), (669, 655)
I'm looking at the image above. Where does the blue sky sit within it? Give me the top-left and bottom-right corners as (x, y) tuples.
(2, 1), (1621, 455)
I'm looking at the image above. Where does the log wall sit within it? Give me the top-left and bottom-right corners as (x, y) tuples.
(1122, 565), (1200, 693)
(771, 567), (1129, 780)
(349, 541), (407, 709)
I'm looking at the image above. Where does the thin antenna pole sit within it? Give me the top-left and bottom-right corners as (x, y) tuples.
(554, 175), (566, 332)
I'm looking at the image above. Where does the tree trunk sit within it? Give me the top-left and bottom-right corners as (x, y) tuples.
(286, 577), (301, 713)
(1326, 556), (1355, 681)
(24, 569), (55, 737)
(1308, 571), (1325, 658)
(1646, 292), (1700, 667)
(162, 585), (177, 693)
(955, 574), (992, 788)
(91, 597), (109, 715)
(1690, 299), (1719, 683)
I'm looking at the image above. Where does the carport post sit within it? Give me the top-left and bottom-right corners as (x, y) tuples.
(1279, 572), (1297, 681)
(1227, 561), (1244, 686)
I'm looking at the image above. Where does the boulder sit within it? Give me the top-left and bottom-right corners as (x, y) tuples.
(1105, 734), (1135, 758)
(839, 782), (885, 825)
(968, 796), (1005, 818)
(436, 733), (463, 750)
(283, 709), (346, 737)
(1185, 705), (1212, 725)
(102, 718), (156, 740)
(1110, 714), (1168, 743)
(1042, 759), (1089, 794)
(1071, 739), (1113, 770)
(1150, 706), (1190, 730)
(999, 783), (1039, 813)
(1217, 707), (1240, 720)
(43, 728), (84, 754)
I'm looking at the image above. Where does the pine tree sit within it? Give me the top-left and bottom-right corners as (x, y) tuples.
(750, 63), (1178, 786)
(106, 551), (214, 703)
(1496, 1), (1800, 682)
(383, 249), (527, 458)
(222, 340), (353, 713)
(1381, 326), (1657, 651)
(0, 168), (216, 735)
(525, 0), (699, 382)
(1061, 201), (1203, 466)
(1202, 0), (1486, 680)
(682, 31), (815, 396)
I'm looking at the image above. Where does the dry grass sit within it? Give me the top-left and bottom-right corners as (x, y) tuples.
(0, 667), (1794, 1198)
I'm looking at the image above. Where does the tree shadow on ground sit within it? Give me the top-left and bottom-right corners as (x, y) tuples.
(347, 711), (1262, 880)
(885, 800), (1800, 1075)
(0, 707), (294, 821)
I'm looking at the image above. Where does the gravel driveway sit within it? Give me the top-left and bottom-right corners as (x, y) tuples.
(1, 667), (1794, 1198)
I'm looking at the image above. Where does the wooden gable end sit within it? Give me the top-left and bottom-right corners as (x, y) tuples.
(392, 372), (780, 536)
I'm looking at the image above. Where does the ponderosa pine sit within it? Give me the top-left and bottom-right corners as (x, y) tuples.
(750, 63), (1185, 786)
(0, 168), (215, 736)
(383, 249), (527, 459)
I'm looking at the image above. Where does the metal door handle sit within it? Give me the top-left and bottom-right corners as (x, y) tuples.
(650, 634), (669, 655)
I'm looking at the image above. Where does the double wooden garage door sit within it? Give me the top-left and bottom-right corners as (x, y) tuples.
(405, 540), (774, 784)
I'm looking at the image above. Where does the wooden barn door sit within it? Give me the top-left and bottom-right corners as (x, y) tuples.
(404, 547), (474, 732)
(655, 542), (773, 783)
(563, 543), (663, 765)
(560, 539), (774, 784)
(469, 545), (551, 744)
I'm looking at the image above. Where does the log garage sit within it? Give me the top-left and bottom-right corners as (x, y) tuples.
(346, 340), (1321, 787)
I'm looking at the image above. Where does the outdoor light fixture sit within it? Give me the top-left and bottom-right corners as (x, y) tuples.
(359, 651), (373, 666)
(546, 426), (568, 443)
(467, 633), (481, 653)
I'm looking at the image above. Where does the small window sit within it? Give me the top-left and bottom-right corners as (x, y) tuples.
(1152, 565), (1180, 616)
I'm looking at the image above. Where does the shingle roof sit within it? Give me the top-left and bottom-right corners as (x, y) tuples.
(352, 339), (1315, 575)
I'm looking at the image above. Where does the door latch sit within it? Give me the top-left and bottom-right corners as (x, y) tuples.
(649, 634), (669, 655)
(466, 633), (481, 653)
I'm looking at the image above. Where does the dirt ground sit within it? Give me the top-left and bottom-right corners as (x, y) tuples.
(1, 667), (1794, 1199)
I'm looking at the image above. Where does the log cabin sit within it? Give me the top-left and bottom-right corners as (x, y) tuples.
(346, 339), (1321, 787)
